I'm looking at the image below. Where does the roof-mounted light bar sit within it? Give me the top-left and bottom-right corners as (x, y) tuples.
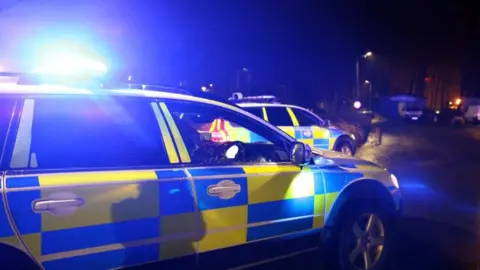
(0, 72), (192, 96)
(228, 92), (279, 103)
(126, 83), (191, 95)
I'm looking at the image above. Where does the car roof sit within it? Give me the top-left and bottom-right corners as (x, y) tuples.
(0, 82), (295, 142)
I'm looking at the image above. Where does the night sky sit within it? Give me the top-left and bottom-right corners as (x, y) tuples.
(1, 1), (479, 100)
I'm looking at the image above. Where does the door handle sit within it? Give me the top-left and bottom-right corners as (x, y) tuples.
(207, 180), (241, 200)
(208, 186), (240, 194)
(33, 198), (85, 212)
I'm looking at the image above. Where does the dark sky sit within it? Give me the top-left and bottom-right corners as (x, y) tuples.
(1, 1), (479, 97)
(124, 1), (480, 93)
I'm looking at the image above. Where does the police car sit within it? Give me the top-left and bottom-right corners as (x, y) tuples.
(224, 93), (357, 156)
(0, 69), (400, 270)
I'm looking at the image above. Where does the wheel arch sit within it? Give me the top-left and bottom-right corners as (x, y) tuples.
(325, 179), (396, 229)
(332, 135), (355, 153)
(0, 240), (40, 268)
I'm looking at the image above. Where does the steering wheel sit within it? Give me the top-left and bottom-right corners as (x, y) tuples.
(223, 141), (245, 162)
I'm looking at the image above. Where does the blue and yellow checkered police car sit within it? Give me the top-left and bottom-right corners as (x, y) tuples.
(0, 73), (401, 270)
(223, 93), (357, 156)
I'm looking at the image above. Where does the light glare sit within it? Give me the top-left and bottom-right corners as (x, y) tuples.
(33, 53), (107, 76)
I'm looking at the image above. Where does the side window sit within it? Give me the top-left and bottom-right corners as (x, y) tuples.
(0, 99), (15, 163)
(243, 107), (264, 120)
(165, 100), (291, 165)
(265, 107), (293, 126)
(10, 97), (170, 170)
(292, 108), (321, 126)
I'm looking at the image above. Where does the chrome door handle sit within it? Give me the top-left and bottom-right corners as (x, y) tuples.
(208, 186), (240, 194)
(207, 180), (241, 199)
(33, 198), (85, 212)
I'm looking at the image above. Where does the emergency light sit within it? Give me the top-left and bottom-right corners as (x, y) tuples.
(32, 53), (108, 77)
(229, 92), (279, 103)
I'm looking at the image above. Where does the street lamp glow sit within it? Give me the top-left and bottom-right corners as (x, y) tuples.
(455, 98), (462, 105)
(364, 51), (373, 58)
(353, 101), (362, 109)
(209, 83), (213, 87)
(364, 80), (370, 84)
(201, 86), (208, 92)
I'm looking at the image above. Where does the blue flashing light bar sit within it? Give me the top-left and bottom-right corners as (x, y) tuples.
(229, 92), (279, 103)
(0, 71), (193, 96)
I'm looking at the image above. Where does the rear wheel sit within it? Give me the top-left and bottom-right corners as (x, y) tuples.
(335, 141), (354, 156)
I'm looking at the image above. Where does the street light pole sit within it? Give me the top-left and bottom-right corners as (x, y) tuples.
(369, 82), (372, 108)
(364, 80), (373, 108)
(355, 51), (373, 99)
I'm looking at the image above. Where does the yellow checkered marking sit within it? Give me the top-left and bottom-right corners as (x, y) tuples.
(38, 170), (158, 187)
(312, 126), (329, 138)
(18, 169), (201, 265)
(279, 126), (295, 138)
(313, 195), (325, 228)
(198, 206), (247, 252)
(160, 212), (198, 260)
(325, 192), (339, 214)
(39, 171), (160, 231)
(245, 165), (307, 204)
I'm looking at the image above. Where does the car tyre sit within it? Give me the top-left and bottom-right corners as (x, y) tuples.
(323, 200), (395, 270)
(335, 140), (354, 156)
(337, 201), (394, 270)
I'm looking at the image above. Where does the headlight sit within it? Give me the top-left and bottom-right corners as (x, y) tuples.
(390, 173), (399, 188)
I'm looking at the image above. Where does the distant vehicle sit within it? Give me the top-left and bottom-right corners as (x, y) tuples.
(378, 95), (426, 121)
(464, 105), (480, 123)
(226, 93), (357, 156)
(399, 105), (423, 121)
(358, 108), (375, 119)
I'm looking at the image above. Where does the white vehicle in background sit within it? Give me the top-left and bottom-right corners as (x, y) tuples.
(399, 105), (423, 121)
(464, 105), (480, 123)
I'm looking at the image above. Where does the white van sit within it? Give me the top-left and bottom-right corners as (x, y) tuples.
(464, 105), (480, 123)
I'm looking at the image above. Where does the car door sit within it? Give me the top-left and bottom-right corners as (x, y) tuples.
(3, 96), (198, 270)
(161, 98), (326, 269)
(289, 107), (331, 150)
(0, 97), (19, 246)
(263, 106), (296, 139)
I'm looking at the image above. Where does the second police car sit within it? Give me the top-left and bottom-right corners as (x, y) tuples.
(0, 73), (401, 270)
(209, 93), (357, 156)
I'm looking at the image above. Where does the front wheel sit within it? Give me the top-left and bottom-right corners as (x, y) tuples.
(337, 203), (394, 270)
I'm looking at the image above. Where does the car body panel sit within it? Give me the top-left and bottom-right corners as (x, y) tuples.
(0, 84), (400, 269)
(237, 103), (353, 152)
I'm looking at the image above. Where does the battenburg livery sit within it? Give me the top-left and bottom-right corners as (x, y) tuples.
(0, 74), (401, 270)
(223, 93), (357, 156)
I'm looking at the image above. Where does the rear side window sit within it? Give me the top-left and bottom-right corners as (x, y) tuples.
(243, 107), (264, 120)
(265, 107), (293, 126)
(291, 108), (321, 126)
(0, 99), (15, 163)
(11, 97), (170, 170)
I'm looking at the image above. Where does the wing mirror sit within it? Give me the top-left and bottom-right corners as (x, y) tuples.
(291, 142), (313, 165)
